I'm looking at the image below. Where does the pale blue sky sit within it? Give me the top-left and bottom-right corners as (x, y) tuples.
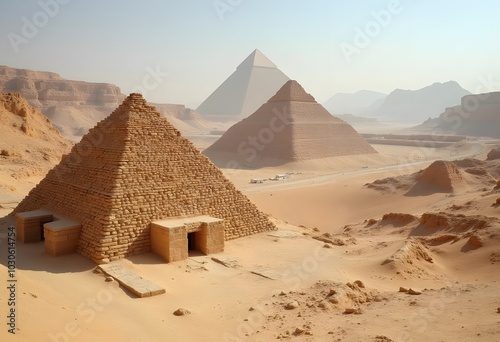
(1, 0), (499, 107)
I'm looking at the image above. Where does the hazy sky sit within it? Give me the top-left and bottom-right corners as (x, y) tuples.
(1, 0), (499, 107)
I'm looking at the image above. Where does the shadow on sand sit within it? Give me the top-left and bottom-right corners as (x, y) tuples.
(404, 183), (451, 197)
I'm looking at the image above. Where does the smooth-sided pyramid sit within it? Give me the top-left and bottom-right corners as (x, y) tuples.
(204, 80), (377, 164)
(196, 49), (290, 121)
(416, 160), (466, 192)
(14, 94), (275, 263)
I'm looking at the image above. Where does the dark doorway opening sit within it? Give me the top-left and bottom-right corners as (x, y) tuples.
(188, 232), (197, 251)
(187, 231), (205, 257)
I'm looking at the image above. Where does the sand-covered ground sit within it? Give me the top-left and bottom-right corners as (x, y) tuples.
(1, 140), (499, 341)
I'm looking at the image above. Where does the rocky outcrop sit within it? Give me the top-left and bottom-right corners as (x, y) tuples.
(419, 212), (489, 230)
(0, 92), (72, 190)
(380, 213), (418, 226)
(0, 92), (71, 156)
(0, 65), (123, 106)
(0, 65), (124, 140)
(416, 92), (500, 138)
(487, 147), (500, 161)
(0, 66), (215, 140)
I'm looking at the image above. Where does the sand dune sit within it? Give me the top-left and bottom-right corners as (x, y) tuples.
(0, 127), (499, 341)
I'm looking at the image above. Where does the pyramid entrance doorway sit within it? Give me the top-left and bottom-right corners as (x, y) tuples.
(151, 216), (225, 263)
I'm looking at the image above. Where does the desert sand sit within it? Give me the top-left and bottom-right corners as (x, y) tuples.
(0, 92), (499, 342)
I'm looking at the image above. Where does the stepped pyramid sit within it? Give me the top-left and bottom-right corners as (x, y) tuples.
(14, 94), (275, 263)
(196, 49), (290, 121)
(204, 80), (377, 164)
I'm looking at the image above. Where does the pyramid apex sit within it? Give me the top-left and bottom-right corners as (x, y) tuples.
(128, 92), (145, 99)
(237, 49), (278, 69)
(123, 92), (147, 103)
(106, 93), (162, 121)
(268, 80), (316, 103)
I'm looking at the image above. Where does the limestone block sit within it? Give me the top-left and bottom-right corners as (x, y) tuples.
(15, 209), (54, 243)
(44, 219), (82, 256)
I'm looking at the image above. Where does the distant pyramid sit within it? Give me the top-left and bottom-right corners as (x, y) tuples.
(416, 160), (466, 192)
(204, 80), (377, 165)
(14, 94), (275, 263)
(196, 49), (290, 122)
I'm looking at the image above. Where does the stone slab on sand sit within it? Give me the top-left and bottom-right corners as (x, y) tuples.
(251, 269), (282, 280)
(98, 263), (165, 298)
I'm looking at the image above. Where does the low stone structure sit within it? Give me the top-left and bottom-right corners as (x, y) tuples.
(14, 93), (276, 264)
(15, 209), (53, 243)
(44, 219), (82, 256)
(151, 216), (224, 262)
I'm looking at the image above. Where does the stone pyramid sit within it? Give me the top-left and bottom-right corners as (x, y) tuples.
(204, 80), (377, 164)
(14, 94), (275, 263)
(196, 49), (290, 122)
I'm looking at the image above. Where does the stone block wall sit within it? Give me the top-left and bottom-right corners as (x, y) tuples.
(200, 221), (225, 254)
(44, 220), (82, 256)
(150, 217), (225, 263)
(15, 210), (54, 243)
(151, 223), (188, 262)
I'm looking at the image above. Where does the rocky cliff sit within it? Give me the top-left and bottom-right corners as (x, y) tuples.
(0, 92), (72, 195)
(0, 66), (217, 141)
(416, 92), (500, 138)
(0, 65), (124, 140)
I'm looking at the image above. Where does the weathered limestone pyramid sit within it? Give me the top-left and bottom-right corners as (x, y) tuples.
(196, 49), (290, 121)
(14, 94), (275, 263)
(204, 80), (377, 164)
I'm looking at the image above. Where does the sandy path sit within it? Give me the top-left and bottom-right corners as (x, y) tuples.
(242, 141), (487, 193)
